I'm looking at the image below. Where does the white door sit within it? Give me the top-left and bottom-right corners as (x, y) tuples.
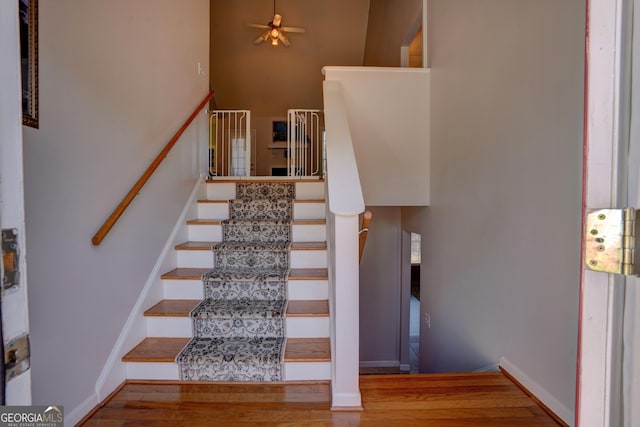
(579, 0), (639, 425)
(0, 0), (32, 405)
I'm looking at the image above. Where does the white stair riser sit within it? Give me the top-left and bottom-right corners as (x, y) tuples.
(189, 224), (326, 243)
(205, 181), (325, 201)
(286, 317), (329, 338)
(145, 316), (329, 339)
(295, 182), (325, 200)
(288, 280), (329, 300)
(163, 278), (328, 301)
(177, 251), (214, 268)
(126, 361), (331, 381)
(293, 202), (325, 220)
(126, 362), (180, 380)
(176, 249), (327, 269)
(206, 183), (236, 200)
(163, 280), (204, 300)
(292, 224), (326, 242)
(198, 202), (229, 219)
(187, 224), (222, 242)
(196, 202), (323, 221)
(284, 362), (331, 381)
(147, 317), (192, 338)
(290, 250), (327, 268)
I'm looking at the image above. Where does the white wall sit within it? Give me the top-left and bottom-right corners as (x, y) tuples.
(0, 0), (32, 404)
(424, 0), (584, 422)
(21, 0), (209, 417)
(323, 67), (430, 206)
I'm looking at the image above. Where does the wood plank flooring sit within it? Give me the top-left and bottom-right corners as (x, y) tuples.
(78, 373), (564, 426)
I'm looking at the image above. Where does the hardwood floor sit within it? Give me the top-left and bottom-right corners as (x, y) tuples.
(78, 373), (564, 426)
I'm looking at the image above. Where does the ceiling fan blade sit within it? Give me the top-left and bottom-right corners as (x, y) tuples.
(272, 13), (282, 27)
(254, 30), (270, 44)
(278, 31), (290, 47)
(281, 26), (305, 33)
(248, 23), (270, 29)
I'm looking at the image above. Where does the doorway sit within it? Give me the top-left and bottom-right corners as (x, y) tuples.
(409, 232), (421, 373)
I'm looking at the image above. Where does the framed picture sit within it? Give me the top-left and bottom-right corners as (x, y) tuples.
(20, 0), (38, 128)
(272, 120), (288, 142)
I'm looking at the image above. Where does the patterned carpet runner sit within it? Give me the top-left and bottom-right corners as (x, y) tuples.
(176, 182), (293, 381)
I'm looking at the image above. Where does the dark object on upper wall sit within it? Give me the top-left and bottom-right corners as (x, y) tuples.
(273, 120), (287, 142)
(20, 0), (38, 129)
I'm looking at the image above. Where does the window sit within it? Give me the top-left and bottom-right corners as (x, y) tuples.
(410, 233), (421, 264)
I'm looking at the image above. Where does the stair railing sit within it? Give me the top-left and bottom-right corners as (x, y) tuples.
(208, 110), (252, 177)
(359, 211), (372, 263)
(92, 90), (214, 246)
(287, 109), (324, 177)
(322, 79), (364, 409)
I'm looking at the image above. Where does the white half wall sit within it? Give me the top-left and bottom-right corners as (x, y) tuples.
(423, 0), (585, 423)
(21, 0), (209, 418)
(323, 66), (430, 206)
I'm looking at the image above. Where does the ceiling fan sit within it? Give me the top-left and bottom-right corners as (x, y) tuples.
(248, 0), (305, 47)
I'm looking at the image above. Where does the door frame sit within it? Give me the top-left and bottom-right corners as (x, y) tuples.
(0, 0), (32, 404)
(578, 0), (632, 425)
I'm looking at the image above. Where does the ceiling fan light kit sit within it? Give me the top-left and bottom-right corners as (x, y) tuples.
(249, 0), (305, 47)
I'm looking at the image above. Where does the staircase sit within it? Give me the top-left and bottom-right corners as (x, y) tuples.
(122, 178), (331, 382)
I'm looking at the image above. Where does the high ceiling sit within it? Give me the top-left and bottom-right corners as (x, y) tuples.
(210, 0), (371, 116)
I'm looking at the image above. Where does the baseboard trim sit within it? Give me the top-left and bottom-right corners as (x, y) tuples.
(93, 179), (203, 403)
(65, 393), (98, 427)
(359, 360), (400, 368)
(499, 357), (573, 426)
(72, 382), (126, 426)
(331, 392), (362, 409)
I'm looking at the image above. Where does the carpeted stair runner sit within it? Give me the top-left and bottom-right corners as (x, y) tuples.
(176, 182), (293, 381)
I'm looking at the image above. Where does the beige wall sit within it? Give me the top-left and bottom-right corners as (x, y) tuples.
(364, 0), (423, 66)
(423, 0), (585, 420)
(359, 206), (402, 365)
(22, 0), (209, 417)
(210, 0), (370, 174)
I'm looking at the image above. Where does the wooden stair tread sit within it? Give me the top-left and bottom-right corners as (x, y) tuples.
(175, 241), (326, 251)
(175, 241), (214, 250)
(123, 338), (190, 362)
(186, 219), (222, 225)
(197, 199), (324, 204)
(286, 300), (329, 317)
(290, 242), (327, 250)
(145, 299), (328, 318)
(162, 268), (328, 281)
(161, 268), (208, 280)
(187, 219), (326, 225)
(145, 300), (200, 317)
(206, 178), (324, 183)
(284, 338), (331, 362)
(292, 219), (326, 225)
(124, 337), (330, 363)
(288, 268), (328, 280)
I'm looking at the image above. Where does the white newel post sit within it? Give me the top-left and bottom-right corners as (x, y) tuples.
(331, 213), (362, 409)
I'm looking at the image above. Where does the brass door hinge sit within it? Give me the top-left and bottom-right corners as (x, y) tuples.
(585, 208), (639, 275)
(2, 229), (20, 293)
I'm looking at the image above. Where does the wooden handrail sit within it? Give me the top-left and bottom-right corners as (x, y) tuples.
(92, 90), (214, 246)
(358, 210), (373, 263)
